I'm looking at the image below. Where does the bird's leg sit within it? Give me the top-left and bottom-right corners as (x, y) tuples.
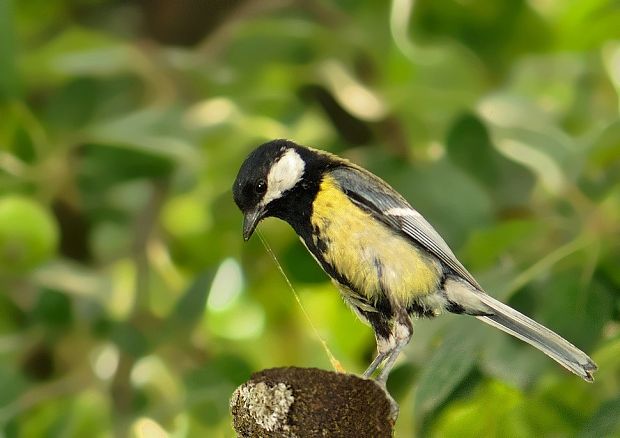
(363, 350), (388, 378)
(359, 308), (393, 378)
(363, 313), (413, 382)
(376, 315), (413, 384)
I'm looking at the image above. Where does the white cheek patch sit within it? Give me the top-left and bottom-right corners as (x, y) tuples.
(385, 207), (423, 219)
(262, 148), (305, 204)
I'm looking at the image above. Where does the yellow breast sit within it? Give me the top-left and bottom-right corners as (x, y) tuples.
(310, 175), (442, 307)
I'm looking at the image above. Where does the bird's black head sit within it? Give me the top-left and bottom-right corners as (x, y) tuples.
(233, 139), (316, 240)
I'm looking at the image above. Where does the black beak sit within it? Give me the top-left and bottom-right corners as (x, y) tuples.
(242, 207), (265, 241)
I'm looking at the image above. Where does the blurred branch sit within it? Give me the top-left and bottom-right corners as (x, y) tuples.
(147, 239), (184, 291)
(131, 180), (168, 314)
(0, 371), (91, 423)
(111, 351), (137, 437)
(111, 179), (168, 436)
(0, 151), (26, 177)
(140, 0), (251, 46)
(389, 0), (440, 64)
(198, 0), (291, 57)
(128, 42), (179, 106)
(504, 235), (593, 299)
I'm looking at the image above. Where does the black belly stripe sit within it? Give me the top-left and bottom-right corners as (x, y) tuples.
(306, 235), (399, 328)
(291, 198), (401, 334)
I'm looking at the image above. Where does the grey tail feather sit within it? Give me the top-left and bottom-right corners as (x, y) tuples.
(473, 291), (597, 382)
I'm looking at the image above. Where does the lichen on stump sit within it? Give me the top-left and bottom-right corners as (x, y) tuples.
(230, 367), (396, 437)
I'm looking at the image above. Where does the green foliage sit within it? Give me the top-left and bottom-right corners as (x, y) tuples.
(0, 196), (58, 273)
(0, 0), (618, 436)
(414, 320), (482, 423)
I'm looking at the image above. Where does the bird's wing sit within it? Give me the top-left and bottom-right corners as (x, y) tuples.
(329, 165), (482, 290)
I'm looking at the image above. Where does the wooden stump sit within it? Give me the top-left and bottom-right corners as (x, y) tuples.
(230, 367), (397, 437)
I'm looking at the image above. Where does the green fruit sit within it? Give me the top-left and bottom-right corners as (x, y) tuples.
(0, 196), (59, 274)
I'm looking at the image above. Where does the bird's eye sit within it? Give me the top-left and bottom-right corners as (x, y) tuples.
(255, 179), (267, 195)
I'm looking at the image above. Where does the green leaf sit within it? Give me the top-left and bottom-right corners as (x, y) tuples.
(86, 109), (197, 165)
(18, 398), (72, 438)
(460, 219), (540, 271)
(446, 113), (499, 188)
(554, 0), (620, 51)
(387, 362), (417, 402)
(0, 0), (19, 100)
(78, 143), (175, 191)
(414, 320), (482, 420)
(187, 353), (252, 388)
(20, 26), (127, 85)
(579, 396), (620, 438)
(43, 77), (100, 131)
(167, 271), (213, 332)
(430, 381), (530, 438)
(110, 322), (150, 358)
(32, 288), (72, 330)
(538, 275), (613, 351)
(478, 331), (548, 388)
(580, 120), (620, 199)
(0, 364), (27, 409)
(184, 353), (252, 426)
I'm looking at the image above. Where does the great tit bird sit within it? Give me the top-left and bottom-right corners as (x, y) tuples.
(233, 139), (597, 383)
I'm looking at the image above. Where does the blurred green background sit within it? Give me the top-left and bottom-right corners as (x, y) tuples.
(1, 0), (619, 436)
